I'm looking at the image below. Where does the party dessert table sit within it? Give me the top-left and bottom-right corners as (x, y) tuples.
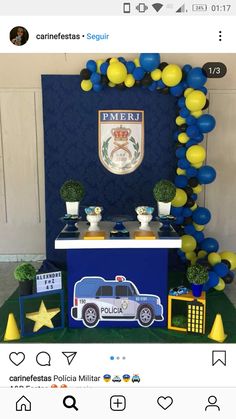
(55, 221), (181, 329)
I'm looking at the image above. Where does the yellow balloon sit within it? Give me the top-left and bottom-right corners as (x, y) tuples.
(107, 62), (127, 84)
(110, 57), (119, 63)
(198, 250), (207, 258)
(186, 90), (206, 112)
(162, 64), (182, 87)
(184, 88), (194, 97)
(193, 222), (205, 231)
(193, 185), (203, 194)
(186, 251), (197, 261)
(108, 82), (115, 87)
(186, 145), (206, 164)
(171, 188), (187, 207)
(191, 110), (203, 118)
(181, 235), (197, 253)
(176, 116), (186, 126)
(96, 59), (104, 74)
(176, 168), (186, 175)
(178, 132), (189, 144)
(81, 79), (93, 92)
(190, 203), (198, 211)
(124, 74), (135, 88)
(134, 58), (140, 67)
(214, 277), (225, 291)
(208, 252), (221, 266)
(219, 251), (236, 270)
(151, 68), (162, 81)
(192, 162), (203, 169)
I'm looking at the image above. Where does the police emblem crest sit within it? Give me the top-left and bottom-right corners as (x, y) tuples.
(98, 110), (144, 175)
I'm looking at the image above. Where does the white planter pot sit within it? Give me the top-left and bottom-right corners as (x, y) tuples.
(157, 201), (171, 217)
(87, 214), (102, 231)
(137, 214), (152, 231)
(66, 201), (79, 216)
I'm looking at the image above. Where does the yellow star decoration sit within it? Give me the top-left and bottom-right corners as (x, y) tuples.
(26, 300), (60, 333)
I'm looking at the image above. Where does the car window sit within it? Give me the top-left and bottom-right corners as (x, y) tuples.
(96, 286), (113, 297)
(115, 285), (132, 297)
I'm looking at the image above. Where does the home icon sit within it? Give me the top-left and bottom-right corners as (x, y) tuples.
(16, 396), (31, 412)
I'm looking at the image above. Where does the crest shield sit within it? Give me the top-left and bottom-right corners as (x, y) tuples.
(98, 110), (144, 175)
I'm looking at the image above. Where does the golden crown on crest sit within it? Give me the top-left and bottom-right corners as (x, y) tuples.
(111, 126), (131, 140)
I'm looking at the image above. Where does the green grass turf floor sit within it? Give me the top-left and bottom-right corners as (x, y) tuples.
(1, 270), (236, 343)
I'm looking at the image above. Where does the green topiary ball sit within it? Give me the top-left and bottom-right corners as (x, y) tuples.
(14, 263), (37, 281)
(153, 180), (176, 203)
(186, 263), (209, 285)
(60, 179), (85, 202)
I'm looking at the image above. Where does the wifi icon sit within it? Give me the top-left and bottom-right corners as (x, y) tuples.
(152, 3), (163, 13)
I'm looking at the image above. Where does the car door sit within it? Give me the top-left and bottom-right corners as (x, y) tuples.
(114, 285), (135, 317)
(96, 285), (115, 317)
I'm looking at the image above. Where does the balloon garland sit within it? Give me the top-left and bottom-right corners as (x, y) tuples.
(80, 53), (236, 291)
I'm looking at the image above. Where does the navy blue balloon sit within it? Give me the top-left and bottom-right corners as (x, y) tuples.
(178, 158), (190, 169)
(184, 224), (196, 235)
(93, 83), (103, 92)
(175, 216), (184, 225)
(148, 82), (157, 91)
(197, 114), (216, 133)
(182, 208), (192, 217)
(187, 67), (207, 89)
(191, 193), (197, 201)
(140, 53), (160, 71)
(200, 237), (219, 253)
(186, 125), (200, 138)
(183, 64), (192, 73)
(192, 207), (211, 225)
(179, 107), (190, 118)
(203, 271), (219, 291)
(199, 86), (208, 94)
(100, 62), (109, 75)
(214, 262), (229, 277)
(194, 231), (205, 243)
(176, 147), (186, 159)
(171, 206), (183, 216)
(175, 175), (188, 188)
(186, 115), (196, 126)
(157, 79), (166, 88)
(186, 140), (197, 148)
(186, 167), (198, 178)
(170, 83), (184, 97)
(86, 59), (97, 73)
(198, 165), (216, 184)
(193, 133), (204, 143)
(126, 61), (135, 73)
(90, 72), (101, 84)
(118, 56), (126, 64)
(173, 130), (180, 141)
(133, 67), (145, 80)
(178, 97), (186, 108)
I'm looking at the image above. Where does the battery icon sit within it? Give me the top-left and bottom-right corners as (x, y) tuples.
(192, 4), (207, 11)
(123, 3), (131, 13)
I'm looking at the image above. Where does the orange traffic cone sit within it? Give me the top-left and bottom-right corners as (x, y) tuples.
(3, 313), (21, 341)
(208, 313), (227, 343)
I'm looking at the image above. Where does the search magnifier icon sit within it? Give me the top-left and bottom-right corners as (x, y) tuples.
(63, 395), (78, 411)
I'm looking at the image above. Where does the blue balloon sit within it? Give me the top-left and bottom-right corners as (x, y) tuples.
(176, 148), (186, 159)
(186, 167), (198, 178)
(186, 125), (200, 138)
(197, 114), (216, 133)
(86, 59), (97, 73)
(133, 67), (145, 80)
(199, 86), (208, 94)
(93, 83), (103, 92)
(173, 130), (180, 141)
(178, 97), (186, 108)
(100, 62), (109, 75)
(175, 175), (188, 188)
(186, 115), (196, 126)
(139, 53), (160, 72)
(193, 231), (205, 243)
(183, 64), (192, 73)
(179, 107), (190, 118)
(214, 262), (229, 277)
(193, 133), (204, 143)
(90, 72), (101, 84)
(178, 158), (190, 169)
(198, 165), (216, 184)
(182, 208), (192, 217)
(175, 216), (184, 225)
(126, 61), (135, 73)
(148, 82), (157, 91)
(203, 271), (219, 291)
(171, 206), (183, 216)
(200, 237), (219, 253)
(157, 79), (166, 88)
(186, 140), (197, 148)
(170, 83), (184, 97)
(191, 193), (198, 201)
(118, 56), (126, 64)
(184, 225), (196, 235)
(192, 207), (211, 225)
(187, 67), (207, 89)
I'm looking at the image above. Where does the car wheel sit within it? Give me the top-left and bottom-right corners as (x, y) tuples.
(82, 304), (99, 327)
(137, 305), (154, 327)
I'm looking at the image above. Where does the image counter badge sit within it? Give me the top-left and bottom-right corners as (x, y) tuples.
(98, 110), (144, 175)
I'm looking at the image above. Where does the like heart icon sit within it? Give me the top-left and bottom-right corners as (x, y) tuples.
(9, 352), (25, 366)
(157, 396), (173, 410)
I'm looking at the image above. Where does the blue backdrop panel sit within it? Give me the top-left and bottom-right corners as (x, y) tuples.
(42, 75), (177, 265)
(67, 248), (168, 328)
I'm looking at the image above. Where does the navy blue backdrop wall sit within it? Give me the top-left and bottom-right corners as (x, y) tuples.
(42, 75), (177, 266)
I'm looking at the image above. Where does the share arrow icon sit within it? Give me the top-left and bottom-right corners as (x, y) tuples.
(62, 352), (77, 365)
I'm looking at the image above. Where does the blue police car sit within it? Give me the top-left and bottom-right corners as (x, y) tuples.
(71, 275), (164, 328)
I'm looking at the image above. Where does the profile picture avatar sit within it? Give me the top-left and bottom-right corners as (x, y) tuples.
(10, 26), (29, 46)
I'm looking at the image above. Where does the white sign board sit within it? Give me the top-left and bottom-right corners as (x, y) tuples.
(36, 271), (62, 293)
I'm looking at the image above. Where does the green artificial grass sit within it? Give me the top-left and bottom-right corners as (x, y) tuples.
(1, 270), (236, 343)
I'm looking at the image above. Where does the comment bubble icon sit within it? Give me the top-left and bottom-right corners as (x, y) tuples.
(36, 351), (51, 366)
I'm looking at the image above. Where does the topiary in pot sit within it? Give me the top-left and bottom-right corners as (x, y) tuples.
(153, 180), (176, 216)
(14, 263), (37, 296)
(60, 179), (85, 215)
(186, 263), (209, 297)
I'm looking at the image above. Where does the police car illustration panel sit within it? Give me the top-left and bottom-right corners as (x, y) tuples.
(71, 275), (164, 328)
